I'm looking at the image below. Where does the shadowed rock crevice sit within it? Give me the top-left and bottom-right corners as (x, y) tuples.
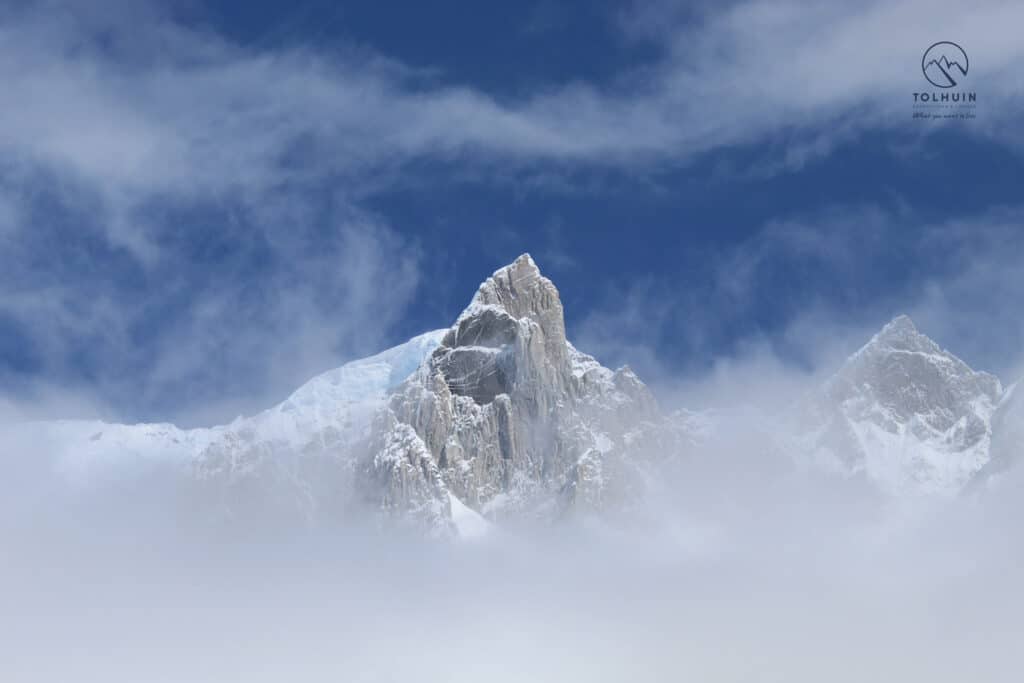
(438, 346), (513, 405)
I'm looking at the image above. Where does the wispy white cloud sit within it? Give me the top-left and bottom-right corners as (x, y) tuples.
(2, 0), (1022, 212)
(1, 0), (1019, 270)
(1, 0), (1022, 421)
(0, 210), (422, 425)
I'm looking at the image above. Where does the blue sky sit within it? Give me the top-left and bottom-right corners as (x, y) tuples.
(2, 0), (1024, 425)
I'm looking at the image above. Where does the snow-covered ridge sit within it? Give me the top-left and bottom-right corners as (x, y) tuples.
(26, 329), (447, 484)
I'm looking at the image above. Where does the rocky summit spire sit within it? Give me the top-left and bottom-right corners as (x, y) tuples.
(373, 253), (666, 525)
(439, 254), (568, 405)
(449, 254), (566, 349)
(465, 254), (555, 320)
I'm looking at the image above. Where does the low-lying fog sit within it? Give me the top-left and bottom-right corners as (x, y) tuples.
(3, 347), (1022, 683)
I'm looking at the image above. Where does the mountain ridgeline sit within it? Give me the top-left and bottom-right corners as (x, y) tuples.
(21, 255), (1024, 537)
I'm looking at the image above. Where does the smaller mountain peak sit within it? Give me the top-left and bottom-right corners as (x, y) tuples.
(850, 314), (937, 360)
(879, 314), (917, 337)
(844, 315), (1002, 403)
(870, 314), (925, 347)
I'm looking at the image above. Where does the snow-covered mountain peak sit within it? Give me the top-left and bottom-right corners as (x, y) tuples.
(802, 317), (1003, 494)
(23, 255), (675, 537)
(372, 254), (670, 525)
(852, 315), (956, 364)
(870, 314), (928, 349)
(838, 316), (1002, 412)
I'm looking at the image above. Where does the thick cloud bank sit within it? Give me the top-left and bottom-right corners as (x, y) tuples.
(3, 369), (1023, 683)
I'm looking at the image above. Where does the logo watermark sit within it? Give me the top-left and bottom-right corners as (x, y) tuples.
(922, 41), (968, 88)
(913, 41), (976, 120)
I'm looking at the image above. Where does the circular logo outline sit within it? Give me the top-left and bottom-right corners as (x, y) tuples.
(921, 41), (969, 89)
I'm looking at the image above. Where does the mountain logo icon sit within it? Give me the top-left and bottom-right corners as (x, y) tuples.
(922, 41), (968, 88)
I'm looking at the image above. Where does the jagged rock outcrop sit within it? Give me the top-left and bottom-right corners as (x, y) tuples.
(369, 254), (670, 524)
(359, 415), (456, 536)
(796, 315), (1002, 494)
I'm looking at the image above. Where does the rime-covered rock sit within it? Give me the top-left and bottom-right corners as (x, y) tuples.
(796, 315), (1002, 494)
(976, 381), (1024, 485)
(375, 254), (670, 523)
